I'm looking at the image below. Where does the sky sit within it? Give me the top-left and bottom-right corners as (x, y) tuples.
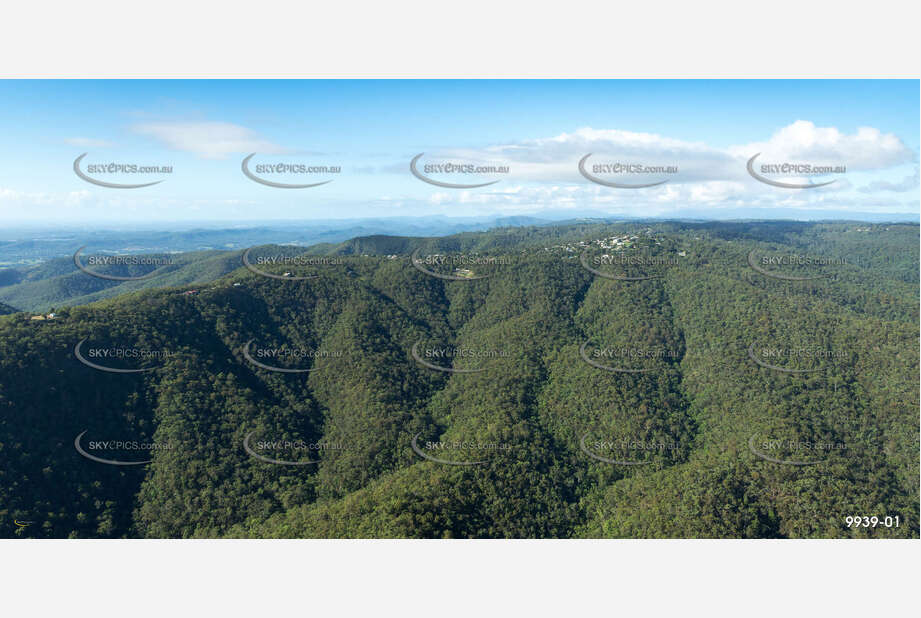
(0, 80), (917, 225)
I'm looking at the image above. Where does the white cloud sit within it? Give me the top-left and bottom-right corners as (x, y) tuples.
(416, 121), (914, 187)
(456, 127), (733, 183)
(132, 121), (288, 159)
(729, 120), (914, 169)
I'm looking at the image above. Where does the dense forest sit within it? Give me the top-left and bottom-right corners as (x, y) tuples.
(0, 220), (917, 538)
(0, 249), (245, 313)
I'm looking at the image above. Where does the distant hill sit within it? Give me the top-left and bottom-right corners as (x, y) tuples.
(0, 250), (242, 312)
(0, 216), (556, 266)
(0, 300), (17, 315)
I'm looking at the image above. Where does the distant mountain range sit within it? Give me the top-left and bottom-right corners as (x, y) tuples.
(0, 215), (555, 267)
(2, 216), (919, 313)
(3, 210), (916, 267)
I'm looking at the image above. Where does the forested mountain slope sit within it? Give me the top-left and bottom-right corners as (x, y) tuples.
(1, 221), (916, 538)
(0, 249), (244, 313)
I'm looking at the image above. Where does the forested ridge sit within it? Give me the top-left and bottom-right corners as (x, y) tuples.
(0, 249), (246, 313)
(1, 221), (917, 538)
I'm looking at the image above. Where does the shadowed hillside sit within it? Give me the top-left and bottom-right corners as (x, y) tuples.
(1, 221), (917, 538)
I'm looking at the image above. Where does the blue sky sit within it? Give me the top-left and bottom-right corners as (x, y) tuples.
(0, 80), (917, 224)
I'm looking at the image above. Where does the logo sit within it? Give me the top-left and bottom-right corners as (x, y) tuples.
(242, 431), (321, 466)
(241, 339), (334, 373)
(73, 246), (171, 281)
(747, 250), (834, 281)
(73, 153), (168, 189)
(579, 250), (671, 281)
(409, 153), (504, 189)
(74, 339), (170, 374)
(746, 153), (840, 189)
(241, 247), (321, 281)
(410, 341), (508, 374)
(240, 153), (336, 189)
(579, 434), (652, 466)
(410, 433), (490, 466)
(579, 340), (656, 374)
(73, 430), (159, 466)
(410, 248), (498, 281)
(747, 434), (847, 466)
(578, 153), (673, 189)
(747, 342), (842, 374)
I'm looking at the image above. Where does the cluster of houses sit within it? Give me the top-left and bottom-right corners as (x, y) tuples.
(545, 231), (652, 254)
